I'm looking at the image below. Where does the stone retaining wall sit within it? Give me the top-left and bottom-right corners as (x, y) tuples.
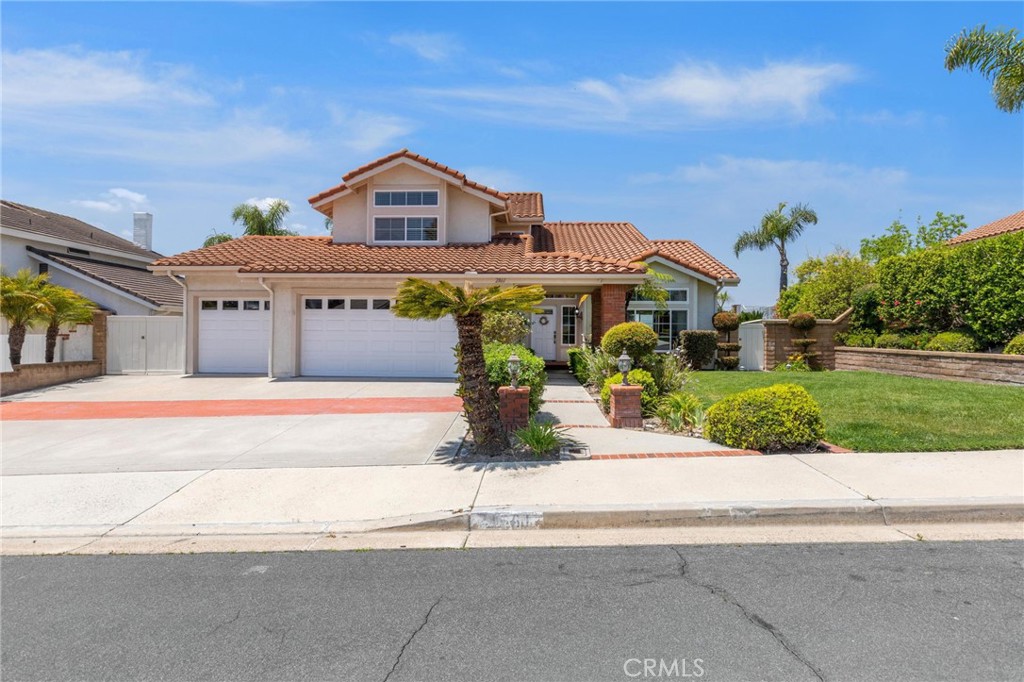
(1, 360), (103, 396)
(835, 347), (1024, 385)
(762, 309), (851, 370)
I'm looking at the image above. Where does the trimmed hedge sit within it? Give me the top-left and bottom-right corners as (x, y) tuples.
(704, 384), (825, 451)
(600, 322), (659, 364)
(788, 312), (817, 332)
(483, 342), (546, 415)
(1004, 333), (1024, 355)
(712, 311), (740, 332)
(925, 331), (978, 353)
(600, 369), (658, 416)
(679, 330), (718, 369)
(567, 347), (585, 382)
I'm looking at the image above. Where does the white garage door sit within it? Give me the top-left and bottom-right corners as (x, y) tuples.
(301, 296), (457, 377)
(198, 298), (270, 374)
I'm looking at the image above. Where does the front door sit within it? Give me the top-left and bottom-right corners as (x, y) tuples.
(531, 307), (557, 360)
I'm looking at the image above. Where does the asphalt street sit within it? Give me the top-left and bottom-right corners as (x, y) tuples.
(2, 541), (1022, 682)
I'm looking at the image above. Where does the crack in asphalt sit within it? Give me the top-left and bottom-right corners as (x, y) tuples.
(670, 547), (826, 682)
(383, 597), (443, 682)
(207, 608), (243, 637)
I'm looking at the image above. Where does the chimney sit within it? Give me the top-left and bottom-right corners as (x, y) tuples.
(133, 212), (153, 250)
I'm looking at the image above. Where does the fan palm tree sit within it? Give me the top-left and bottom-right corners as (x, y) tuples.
(733, 202), (819, 293)
(231, 199), (297, 237)
(1, 269), (54, 366)
(40, 285), (96, 363)
(394, 279), (546, 455)
(945, 25), (1024, 113)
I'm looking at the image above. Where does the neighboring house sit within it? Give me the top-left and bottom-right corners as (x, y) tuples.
(151, 149), (738, 377)
(1, 200), (182, 315)
(947, 209), (1024, 245)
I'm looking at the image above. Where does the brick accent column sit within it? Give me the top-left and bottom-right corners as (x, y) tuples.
(590, 288), (602, 344)
(609, 383), (643, 428)
(596, 283), (631, 345)
(498, 386), (531, 432)
(91, 310), (109, 375)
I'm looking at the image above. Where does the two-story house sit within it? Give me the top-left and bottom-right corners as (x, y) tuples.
(150, 150), (738, 377)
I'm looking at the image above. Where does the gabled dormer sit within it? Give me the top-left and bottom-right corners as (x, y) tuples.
(308, 150), (544, 245)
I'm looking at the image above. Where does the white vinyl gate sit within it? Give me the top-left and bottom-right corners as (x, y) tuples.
(106, 316), (184, 374)
(738, 320), (765, 371)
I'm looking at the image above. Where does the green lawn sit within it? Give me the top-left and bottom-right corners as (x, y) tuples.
(689, 370), (1024, 452)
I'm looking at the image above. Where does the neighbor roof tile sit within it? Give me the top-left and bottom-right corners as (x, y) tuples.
(1, 200), (160, 259)
(947, 210), (1024, 245)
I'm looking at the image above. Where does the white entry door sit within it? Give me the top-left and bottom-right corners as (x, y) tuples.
(300, 296), (457, 377)
(531, 307), (557, 360)
(197, 298), (270, 374)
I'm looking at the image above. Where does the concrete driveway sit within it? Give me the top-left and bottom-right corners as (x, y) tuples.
(1, 376), (465, 475)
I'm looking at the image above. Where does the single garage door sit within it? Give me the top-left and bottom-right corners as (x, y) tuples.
(198, 298), (270, 374)
(301, 296), (457, 377)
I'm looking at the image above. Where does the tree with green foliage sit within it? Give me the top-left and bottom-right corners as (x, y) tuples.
(734, 202), (818, 293)
(777, 250), (876, 319)
(232, 199), (297, 237)
(40, 285), (96, 363)
(860, 212), (967, 263)
(1, 269), (54, 366)
(393, 279), (546, 455)
(945, 25), (1024, 113)
(203, 232), (235, 248)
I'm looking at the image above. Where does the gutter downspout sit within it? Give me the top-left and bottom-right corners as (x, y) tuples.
(258, 277), (274, 379)
(166, 273), (188, 374)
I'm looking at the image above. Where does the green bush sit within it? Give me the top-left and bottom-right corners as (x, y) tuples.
(704, 384), (825, 451)
(874, 332), (902, 349)
(717, 356), (740, 370)
(772, 354), (812, 372)
(1004, 333), (1024, 355)
(874, 332), (934, 350)
(600, 322), (659, 365)
(712, 311), (740, 332)
(781, 251), (876, 319)
(600, 369), (658, 416)
(567, 347), (584, 382)
(850, 284), (883, 333)
(717, 342), (742, 353)
(788, 312), (817, 332)
(656, 392), (704, 434)
(648, 353), (694, 395)
(925, 331), (979, 353)
(482, 311), (529, 345)
(775, 285), (804, 318)
(575, 345), (617, 387)
(836, 330), (877, 348)
(678, 330), (718, 369)
(483, 342), (547, 415)
(514, 419), (568, 457)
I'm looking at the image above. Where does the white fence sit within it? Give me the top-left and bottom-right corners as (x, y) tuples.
(2, 325), (94, 372)
(738, 320), (765, 371)
(107, 316), (184, 374)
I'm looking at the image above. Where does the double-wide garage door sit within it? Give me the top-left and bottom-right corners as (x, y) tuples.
(300, 296), (457, 378)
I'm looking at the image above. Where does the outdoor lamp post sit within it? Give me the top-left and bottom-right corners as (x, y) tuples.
(617, 351), (632, 385)
(507, 353), (521, 389)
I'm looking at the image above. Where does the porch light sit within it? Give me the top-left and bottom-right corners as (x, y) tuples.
(507, 353), (522, 388)
(617, 351), (632, 384)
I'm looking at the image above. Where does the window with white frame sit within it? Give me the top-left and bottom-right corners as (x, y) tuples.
(374, 216), (438, 242)
(627, 287), (690, 351)
(374, 190), (439, 207)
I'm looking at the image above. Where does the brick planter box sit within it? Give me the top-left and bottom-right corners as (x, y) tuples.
(609, 383), (644, 428)
(1, 360), (103, 396)
(835, 347), (1024, 386)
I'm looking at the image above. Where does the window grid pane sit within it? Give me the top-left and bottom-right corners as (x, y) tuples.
(561, 307), (576, 345)
(304, 299), (323, 310)
(327, 299), (345, 310)
(350, 299), (368, 310)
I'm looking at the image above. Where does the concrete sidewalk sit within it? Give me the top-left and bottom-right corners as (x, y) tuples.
(3, 449), (1022, 554)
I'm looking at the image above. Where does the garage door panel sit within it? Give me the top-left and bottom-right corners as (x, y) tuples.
(198, 301), (270, 374)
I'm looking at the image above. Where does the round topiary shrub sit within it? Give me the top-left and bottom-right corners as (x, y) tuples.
(717, 356), (740, 370)
(600, 322), (659, 364)
(1004, 332), (1024, 355)
(600, 369), (659, 416)
(924, 331), (979, 353)
(704, 384), (825, 451)
(712, 311), (740, 332)
(788, 312), (817, 333)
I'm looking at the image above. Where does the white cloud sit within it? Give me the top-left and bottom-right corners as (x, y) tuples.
(328, 107), (413, 153)
(244, 197), (290, 211)
(2, 47), (210, 109)
(462, 166), (530, 192)
(416, 59), (858, 130)
(108, 188), (148, 205)
(388, 32), (461, 62)
(71, 187), (150, 213)
(71, 199), (121, 213)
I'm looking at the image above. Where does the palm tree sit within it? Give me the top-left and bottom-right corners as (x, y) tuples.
(40, 285), (96, 363)
(394, 279), (546, 455)
(231, 199), (297, 237)
(1, 269), (53, 366)
(945, 25), (1024, 113)
(734, 202), (818, 293)
(203, 231), (235, 247)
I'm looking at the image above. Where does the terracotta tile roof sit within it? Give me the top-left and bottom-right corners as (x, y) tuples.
(647, 240), (740, 282)
(947, 210), (1024, 245)
(28, 248), (182, 308)
(1, 200), (160, 259)
(151, 235), (645, 275)
(507, 192), (545, 220)
(308, 149), (509, 209)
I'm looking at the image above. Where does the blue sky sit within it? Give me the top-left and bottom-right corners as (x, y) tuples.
(3, 1), (1021, 304)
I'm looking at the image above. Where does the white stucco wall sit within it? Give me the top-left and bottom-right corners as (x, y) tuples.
(446, 185), (491, 243)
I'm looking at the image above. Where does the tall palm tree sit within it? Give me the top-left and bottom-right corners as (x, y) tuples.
(1, 269), (53, 366)
(231, 199), (297, 237)
(733, 202), (818, 293)
(394, 279), (546, 455)
(40, 285), (96, 363)
(945, 25), (1024, 113)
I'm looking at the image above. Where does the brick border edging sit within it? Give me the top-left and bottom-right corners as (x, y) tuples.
(835, 346), (1024, 385)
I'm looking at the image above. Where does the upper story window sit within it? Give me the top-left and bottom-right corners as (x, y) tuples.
(631, 288), (688, 304)
(374, 216), (438, 242)
(374, 190), (439, 207)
